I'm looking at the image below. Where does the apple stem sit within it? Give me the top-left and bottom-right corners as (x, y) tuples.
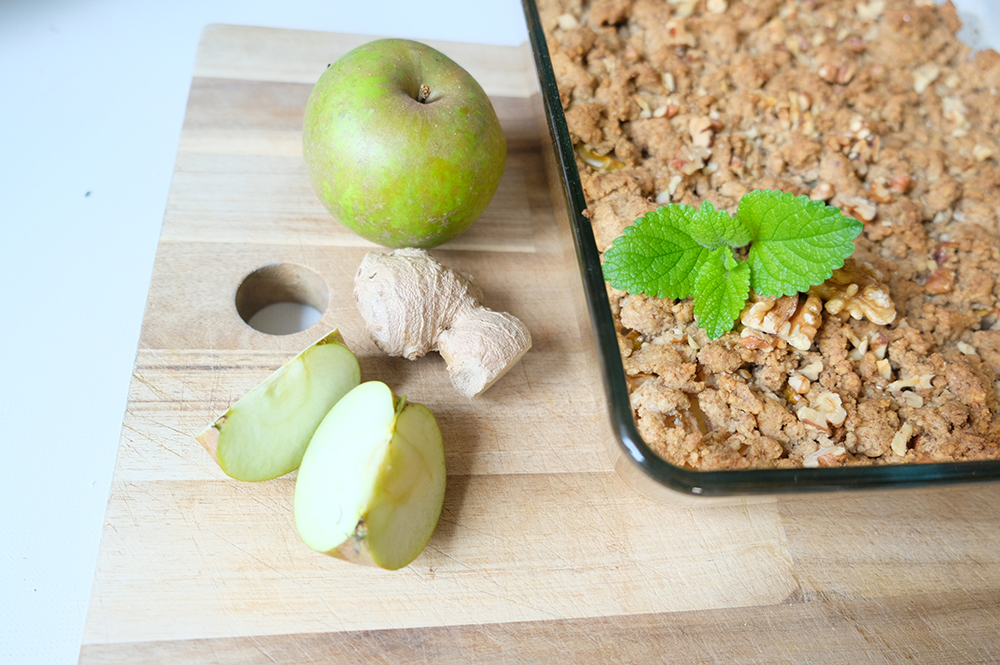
(417, 84), (430, 103)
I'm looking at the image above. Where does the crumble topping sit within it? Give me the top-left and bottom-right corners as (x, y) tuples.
(540, 0), (1000, 468)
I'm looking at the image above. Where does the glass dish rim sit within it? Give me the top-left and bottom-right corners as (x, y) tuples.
(519, 0), (1000, 497)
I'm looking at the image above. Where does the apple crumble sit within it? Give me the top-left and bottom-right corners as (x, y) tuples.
(538, 0), (1000, 468)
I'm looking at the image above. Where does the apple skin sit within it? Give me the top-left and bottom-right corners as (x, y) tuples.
(302, 39), (507, 248)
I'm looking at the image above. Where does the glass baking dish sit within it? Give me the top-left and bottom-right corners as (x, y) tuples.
(520, 0), (1000, 498)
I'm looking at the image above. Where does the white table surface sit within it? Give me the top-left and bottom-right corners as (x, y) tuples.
(3, 1), (998, 664)
(0, 2), (525, 663)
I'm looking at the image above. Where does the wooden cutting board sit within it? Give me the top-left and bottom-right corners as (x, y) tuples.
(80, 24), (1000, 664)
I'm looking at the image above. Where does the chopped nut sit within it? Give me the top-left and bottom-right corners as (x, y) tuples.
(911, 62), (940, 94)
(818, 62), (838, 83)
(662, 72), (676, 93)
(784, 383), (806, 405)
(556, 13), (580, 30)
(836, 63), (858, 85)
(810, 182), (835, 201)
(957, 342), (977, 356)
(869, 332), (889, 359)
(809, 258), (896, 326)
(797, 406), (827, 432)
(655, 174), (685, 204)
(740, 294), (821, 351)
(741, 295), (796, 336)
(891, 422), (914, 456)
(848, 335), (869, 361)
(740, 328), (778, 350)
(840, 196), (877, 222)
(785, 295), (823, 351)
(903, 392), (924, 408)
(889, 173), (911, 193)
(798, 390), (847, 432)
(843, 326), (861, 349)
(973, 144), (994, 162)
(870, 180), (894, 204)
(803, 445), (847, 468)
(788, 374), (811, 394)
(887, 373), (935, 392)
(856, 0), (885, 20)
(635, 95), (652, 119)
(798, 358), (824, 381)
(815, 391), (847, 426)
(922, 267), (954, 294)
(668, 0), (698, 19)
(689, 117), (714, 148)
(943, 96), (971, 132)
(933, 241), (958, 266)
(706, 0), (727, 13)
(876, 358), (892, 380)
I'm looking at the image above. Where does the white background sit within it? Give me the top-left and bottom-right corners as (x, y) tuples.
(0, 2), (525, 663)
(1, 1), (997, 663)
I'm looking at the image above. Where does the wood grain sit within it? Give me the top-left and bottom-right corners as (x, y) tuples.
(80, 24), (1000, 663)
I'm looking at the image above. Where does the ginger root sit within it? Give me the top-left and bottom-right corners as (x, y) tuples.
(354, 248), (531, 397)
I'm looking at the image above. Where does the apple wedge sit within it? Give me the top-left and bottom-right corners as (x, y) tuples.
(196, 330), (361, 482)
(294, 381), (446, 570)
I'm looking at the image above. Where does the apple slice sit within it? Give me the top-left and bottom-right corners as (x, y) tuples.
(294, 381), (446, 570)
(196, 330), (361, 482)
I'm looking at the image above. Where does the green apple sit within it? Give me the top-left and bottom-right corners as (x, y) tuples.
(294, 381), (446, 570)
(196, 330), (361, 482)
(302, 38), (507, 249)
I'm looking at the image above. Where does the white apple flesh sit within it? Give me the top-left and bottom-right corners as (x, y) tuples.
(294, 381), (446, 570)
(196, 330), (361, 482)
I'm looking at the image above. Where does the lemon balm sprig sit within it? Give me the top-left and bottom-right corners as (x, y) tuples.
(602, 190), (864, 339)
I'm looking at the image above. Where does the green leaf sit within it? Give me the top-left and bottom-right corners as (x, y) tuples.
(687, 200), (752, 250)
(692, 248), (751, 340)
(739, 189), (863, 297)
(602, 205), (713, 299)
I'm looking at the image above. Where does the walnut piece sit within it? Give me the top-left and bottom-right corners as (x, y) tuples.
(797, 390), (847, 433)
(809, 258), (896, 325)
(740, 294), (822, 351)
(556, 13), (579, 30)
(803, 445), (847, 468)
(911, 62), (940, 94)
(740, 327), (777, 350)
(839, 196), (877, 222)
(788, 374), (810, 394)
(973, 144), (994, 162)
(922, 267), (954, 294)
(798, 358), (824, 381)
(887, 373), (935, 392)
(689, 117), (714, 148)
(891, 422), (915, 456)
(810, 182), (834, 201)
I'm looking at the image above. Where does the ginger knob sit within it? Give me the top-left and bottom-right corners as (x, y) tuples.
(354, 248), (531, 397)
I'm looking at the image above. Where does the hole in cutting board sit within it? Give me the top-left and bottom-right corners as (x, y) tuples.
(236, 263), (328, 335)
